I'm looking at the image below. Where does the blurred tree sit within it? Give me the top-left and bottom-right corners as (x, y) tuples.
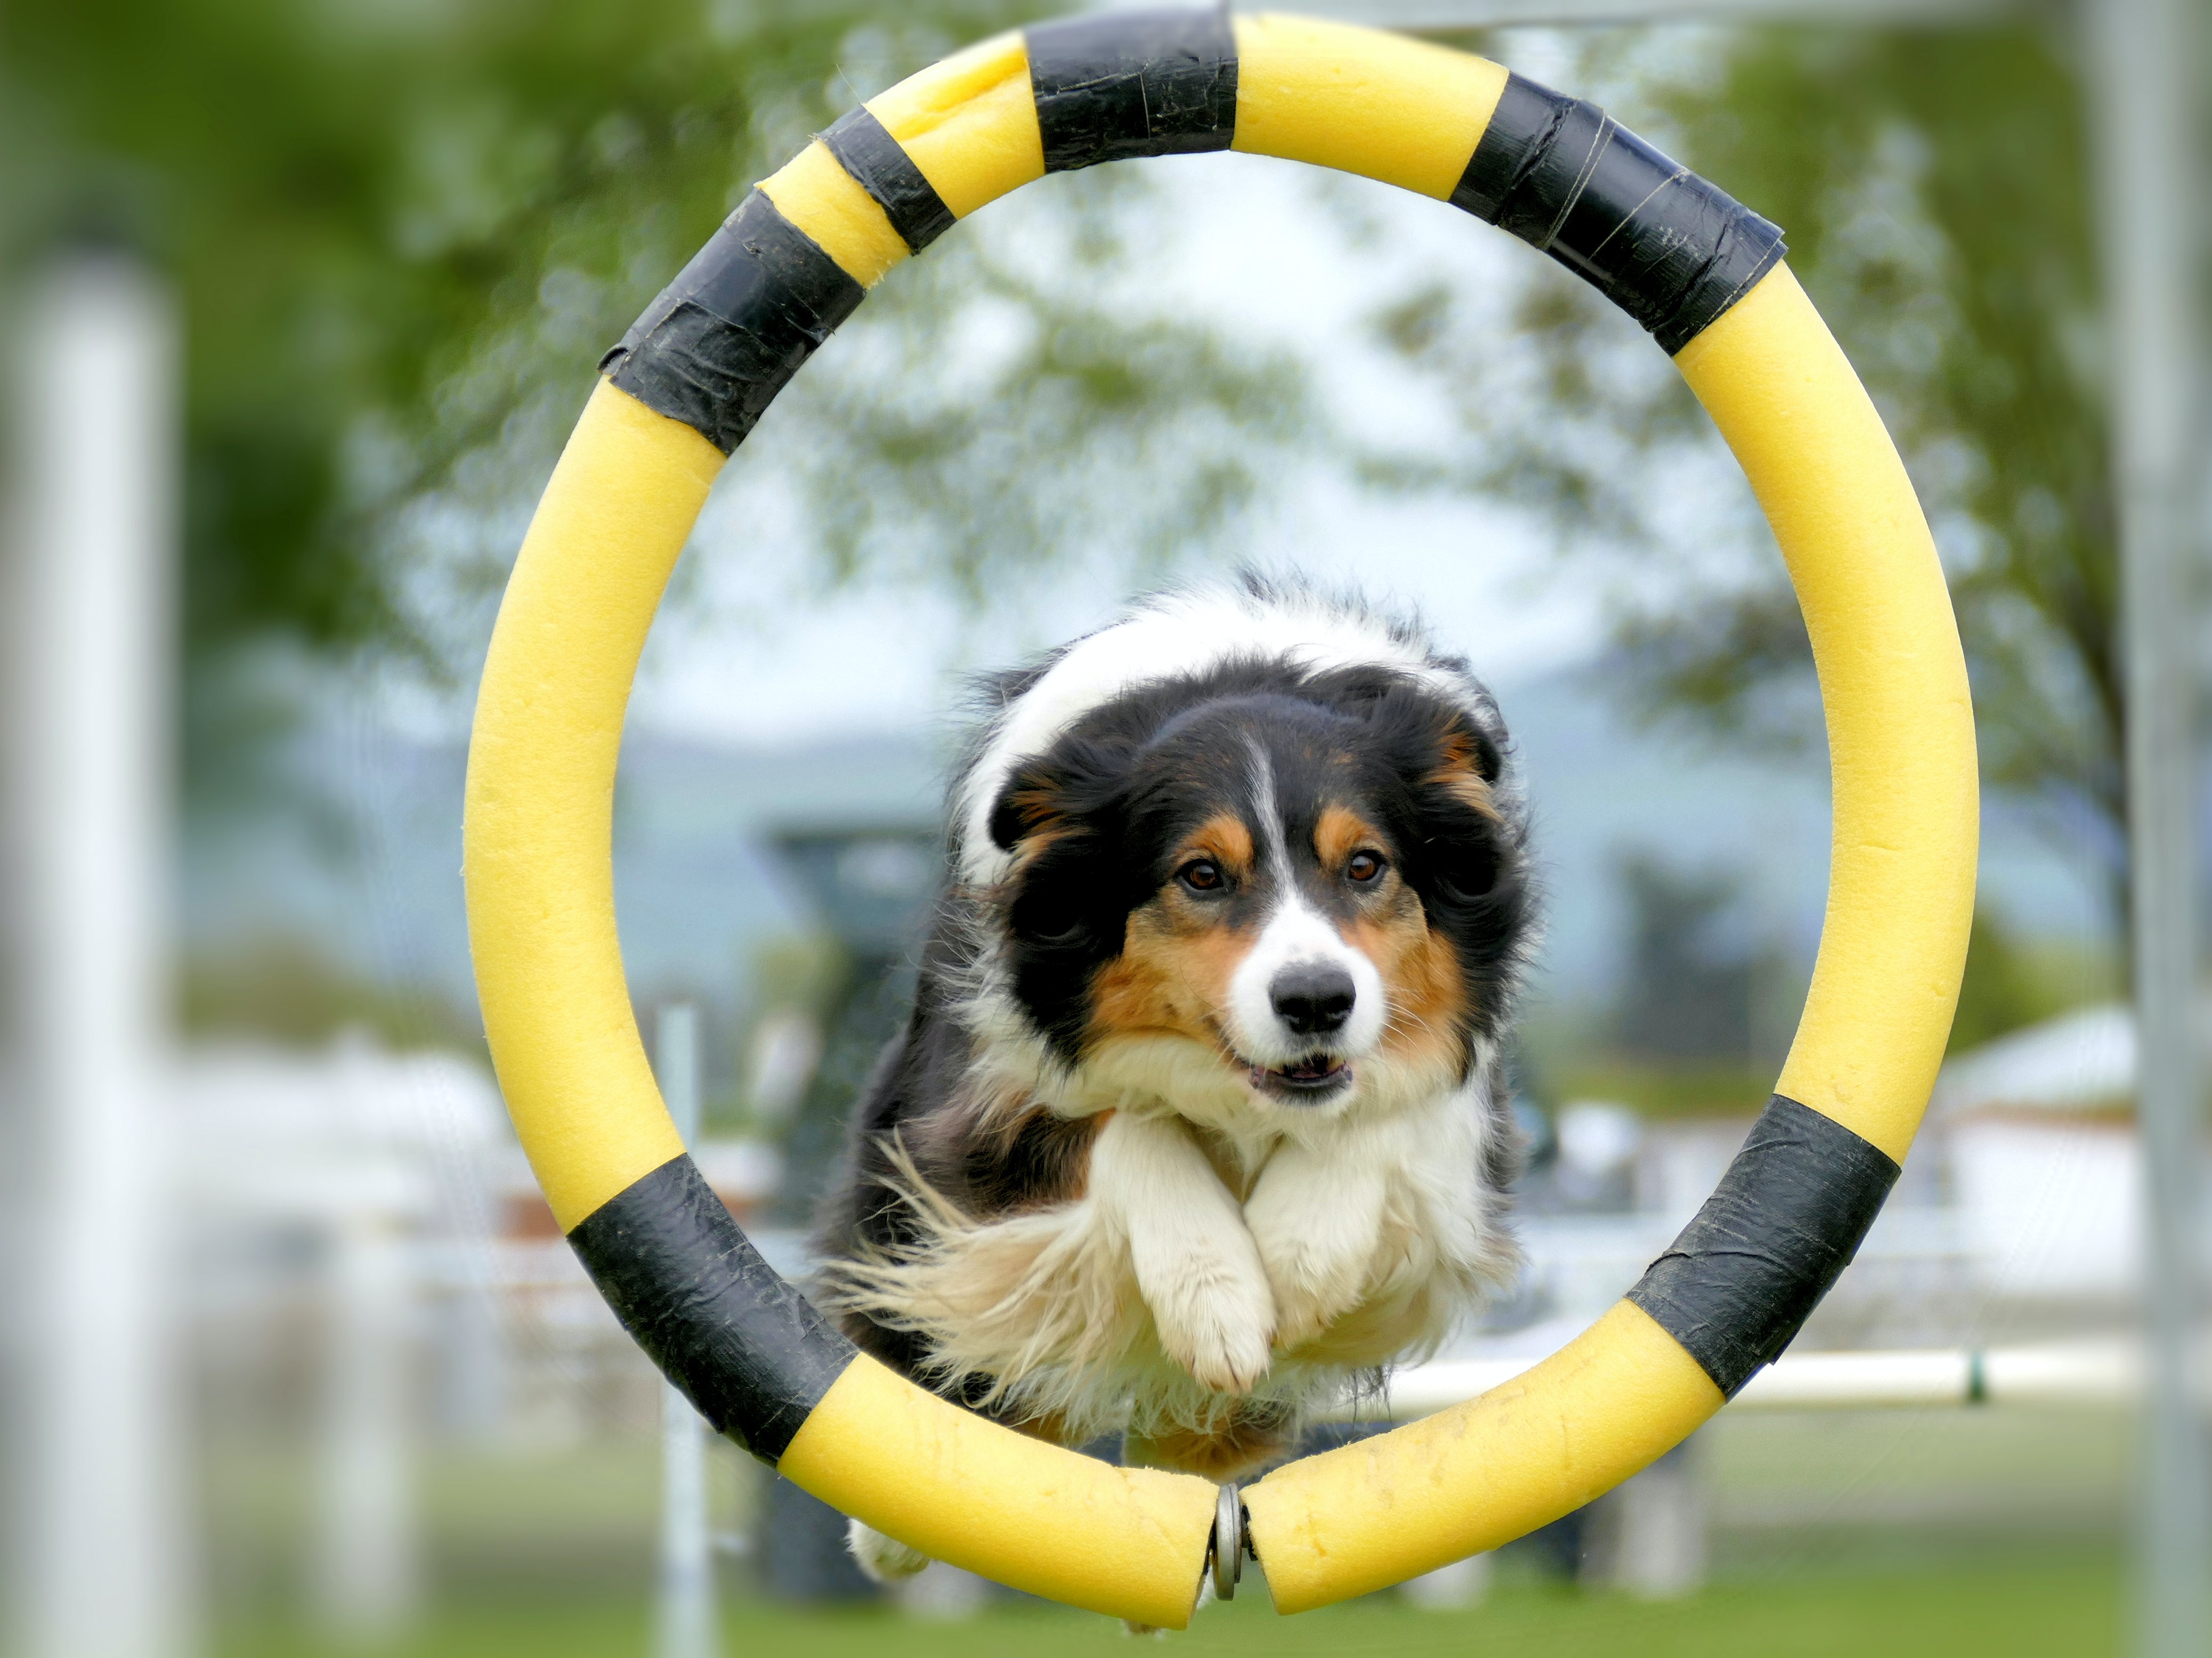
(1382, 25), (2117, 914)
(180, 932), (475, 1050)
(1947, 905), (2069, 1055)
(1611, 853), (1768, 1062)
(3, 1), (1311, 803)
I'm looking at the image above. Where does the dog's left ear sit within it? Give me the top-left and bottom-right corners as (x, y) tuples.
(1413, 721), (1513, 906)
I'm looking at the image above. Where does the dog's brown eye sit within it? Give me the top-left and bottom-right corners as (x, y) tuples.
(1347, 850), (1385, 883)
(1178, 859), (1224, 893)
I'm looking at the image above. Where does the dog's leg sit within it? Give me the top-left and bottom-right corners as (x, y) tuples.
(847, 1518), (932, 1583)
(1091, 1111), (1276, 1393)
(1244, 1132), (1390, 1351)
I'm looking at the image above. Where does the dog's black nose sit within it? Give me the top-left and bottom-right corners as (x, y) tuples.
(1271, 964), (1356, 1036)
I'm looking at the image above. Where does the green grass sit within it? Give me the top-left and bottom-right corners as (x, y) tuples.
(220, 1560), (2120, 1658)
(204, 1410), (2134, 1656)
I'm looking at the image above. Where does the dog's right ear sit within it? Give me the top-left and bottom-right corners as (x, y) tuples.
(984, 751), (1130, 1061)
(988, 761), (1069, 856)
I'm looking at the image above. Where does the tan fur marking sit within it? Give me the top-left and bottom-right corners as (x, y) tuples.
(1001, 779), (1063, 836)
(1124, 1414), (1294, 1482)
(1087, 900), (1247, 1054)
(1185, 812), (1254, 881)
(1315, 804), (1385, 871)
(1428, 732), (1502, 820)
(1346, 903), (1469, 1073)
(1082, 816), (1259, 1054)
(1004, 819), (1073, 873)
(1010, 1409), (1083, 1448)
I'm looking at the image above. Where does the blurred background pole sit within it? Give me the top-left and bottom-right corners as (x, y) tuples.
(5, 252), (192, 1657)
(312, 1208), (422, 1644)
(2087, 0), (2212, 1653)
(655, 1003), (718, 1658)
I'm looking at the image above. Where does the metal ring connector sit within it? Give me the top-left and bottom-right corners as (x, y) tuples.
(1211, 1483), (1245, 1600)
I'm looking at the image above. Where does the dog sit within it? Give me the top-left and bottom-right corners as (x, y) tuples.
(814, 580), (1534, 1587)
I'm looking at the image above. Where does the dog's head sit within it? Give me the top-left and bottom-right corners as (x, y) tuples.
(977, 658), (1529, 1121)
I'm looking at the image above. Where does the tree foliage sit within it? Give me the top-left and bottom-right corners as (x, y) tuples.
(4, 0), (1312, 781)
(1383, 23), (2117, 907)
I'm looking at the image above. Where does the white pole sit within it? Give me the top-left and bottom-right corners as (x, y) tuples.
(5, 254), (192, 1658)
(655, 1003), (717, 1658)
(2086, 0), (2211, 1652)
(312, 1211), (422, 1643)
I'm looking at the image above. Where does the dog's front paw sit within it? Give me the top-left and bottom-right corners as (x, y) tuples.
(848, 1518), (932, 1583)
(1257, 1234), (1371, 1352)
(1246, 1149), (1387, 1352)
(1150, 1263), (1276, 1394)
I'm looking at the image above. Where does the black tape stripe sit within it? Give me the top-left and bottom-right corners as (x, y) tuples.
(1626, 1095), (1900, 1397)
(567, 1155), (856, 1461)
(821, 105), (956, 254)
(1027, 7), (1238, 173)
(1453, 74), (1785, 354)
(598, 191), (864, 455)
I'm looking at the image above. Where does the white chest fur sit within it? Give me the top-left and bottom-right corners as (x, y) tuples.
(820, 1072), (1519, 1445)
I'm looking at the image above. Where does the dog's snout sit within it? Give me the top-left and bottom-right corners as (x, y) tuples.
(1270, 963), (1356, 1036)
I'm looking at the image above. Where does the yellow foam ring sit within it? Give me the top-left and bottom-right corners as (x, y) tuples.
(1231, 13), (1509, 199)
(1676, 266), (1978, 1164)
(465, 21), (1978, 1628)
(867, 29), (1044, 220)
(758, 140), (910, 289)
(1244, 1302), (1722, 1614)
(780, 1354), (1219, 1629)
(464, 379), (722, 1230)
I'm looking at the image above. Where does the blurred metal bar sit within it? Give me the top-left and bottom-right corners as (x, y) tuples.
(5, 256), (192, 1658)
(2088, 0), (2212, 1649)
(1330, 1340), (2154, 1420)
(655, 1004), (719, 1658)
(1092, 0), (2020, 25)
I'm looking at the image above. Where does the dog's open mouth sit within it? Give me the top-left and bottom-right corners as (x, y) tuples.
(1249, 1053), (1353, 1102)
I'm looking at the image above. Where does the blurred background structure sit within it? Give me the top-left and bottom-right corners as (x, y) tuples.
(1, 0), (2206, 1654)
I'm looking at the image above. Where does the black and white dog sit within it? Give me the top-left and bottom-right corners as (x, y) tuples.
(816, 580), (1534, 1581)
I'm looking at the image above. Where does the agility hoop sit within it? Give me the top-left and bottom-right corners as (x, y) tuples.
(463, 11), (1977, 1626)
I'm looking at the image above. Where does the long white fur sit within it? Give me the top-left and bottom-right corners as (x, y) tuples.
(822, 1069), (1517, 1446)
(847, 1521), (929, 1584)
(1094, 1111), (1277, 1393)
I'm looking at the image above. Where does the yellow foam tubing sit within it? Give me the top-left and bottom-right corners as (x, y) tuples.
(466, 13), (1974, 1627)
(1245, 1303), (1722, 1613)
(1244, 264), (1975, 1613)
(465, 380), (709, 1231)
(1683, 265), (1978, 1161)
(781, 1355), (1220, 1626)
(1232, 13), (1509, 196)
